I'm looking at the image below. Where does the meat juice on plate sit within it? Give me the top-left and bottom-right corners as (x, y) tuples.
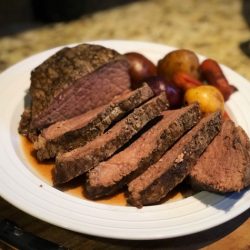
(20, 135), (194, 206)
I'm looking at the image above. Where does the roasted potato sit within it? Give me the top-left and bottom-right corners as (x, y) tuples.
(184, 85), (224, 113)
(157, 49), (200, 81)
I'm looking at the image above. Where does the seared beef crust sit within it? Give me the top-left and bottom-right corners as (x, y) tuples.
(85, 103), (201, 199)
(128, 111), (222, 207)
(34, 84), (154, 160)
(189, 119), (250, 192)
(53, 93), (168, 185)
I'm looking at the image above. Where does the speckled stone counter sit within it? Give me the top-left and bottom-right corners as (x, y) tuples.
(1, 1), (250, 249)
(0, 0), (250, 80)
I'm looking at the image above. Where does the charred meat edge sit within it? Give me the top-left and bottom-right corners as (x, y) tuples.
(127, 111), (222, 208)
(31, 59), (130, 129)
(53, 92), (169, 185)
(34, 84), (154, 160)
(189, 119), (250, 193)
(85, 103), (201, 199)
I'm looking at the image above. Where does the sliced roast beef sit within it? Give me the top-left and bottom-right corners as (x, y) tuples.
(127, 111), (222, 207)
(23, 43), (130, 131)
(53, 92), (168, 185)
(85, 103), (201, 199)
(189, 119), (250, 193)
(34, 84), (154, 161)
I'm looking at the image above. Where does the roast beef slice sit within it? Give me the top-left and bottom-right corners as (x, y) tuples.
(22, 43), (130, 130)
(53, 92), (168, 185)
(85, 103), (201, 199)
(127, 111), (222, 207)
(34, 84), (154, 160)
(189, 119), (250, 192)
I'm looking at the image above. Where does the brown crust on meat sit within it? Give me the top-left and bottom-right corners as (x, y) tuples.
(19, 44), (130, 135)
(34, 84), (154, 160)
(31, 60), (130, 129)
(189, 120), (250, 193)
(237, 126), (250, 187)
(18, 108), (32, 136)
(85, 103), (201, 199)
(31, 44), (124, 121)
(53, 93), (169, 185)
(127, 111), (222, 207)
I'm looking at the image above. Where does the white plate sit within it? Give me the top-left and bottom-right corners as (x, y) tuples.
(0, 40), (250, 240)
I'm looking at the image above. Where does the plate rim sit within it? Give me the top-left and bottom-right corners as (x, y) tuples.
(0, 39), (250, 240)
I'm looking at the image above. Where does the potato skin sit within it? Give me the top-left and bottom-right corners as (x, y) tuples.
(157, 49), (200, 81)
(184, 85), (224, 113)
(124, 52), (157, 89)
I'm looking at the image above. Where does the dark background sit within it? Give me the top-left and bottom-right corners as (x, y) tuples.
(0, 0), (250, 37)
(0, 0), (136, 37)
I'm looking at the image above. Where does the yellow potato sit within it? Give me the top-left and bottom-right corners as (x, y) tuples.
(157, 49), (200, 81)
(184, 85), (224, 113)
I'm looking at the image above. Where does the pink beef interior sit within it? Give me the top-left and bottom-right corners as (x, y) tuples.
(41, 105), (105, 140)
(190, 120), (250, 192)
(31, 60), (130, 129)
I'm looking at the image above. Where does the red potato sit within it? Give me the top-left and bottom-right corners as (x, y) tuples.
(124, 52), (157, 89)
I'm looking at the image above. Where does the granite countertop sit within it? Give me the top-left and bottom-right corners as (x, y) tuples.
(0, 1), (250, 249)
(0, 0), (250, 80)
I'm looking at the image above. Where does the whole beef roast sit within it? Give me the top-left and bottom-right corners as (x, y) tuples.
(19, 43), (130, 134)
(189, 119), (250, 192)
(85, 103), (201, 199)
(53, 92), (168, 185)
(34, 84), (154, 161)
(127, 111), (222, 208)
